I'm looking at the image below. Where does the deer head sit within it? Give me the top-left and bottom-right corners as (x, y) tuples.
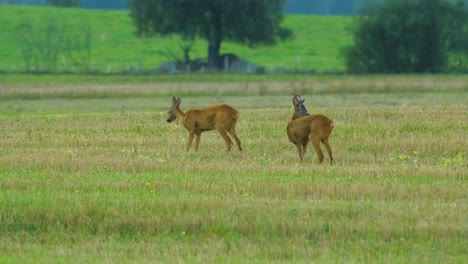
(167, 96), (181, 123)
(292, 93), (310, 120)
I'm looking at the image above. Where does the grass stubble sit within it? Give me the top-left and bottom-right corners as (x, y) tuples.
(0, 77), (466, 263)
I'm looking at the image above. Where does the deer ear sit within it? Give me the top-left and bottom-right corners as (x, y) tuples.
(176, 97), (182, 105)
(293, 95), (298, 104)
(172, 96), (177, 104)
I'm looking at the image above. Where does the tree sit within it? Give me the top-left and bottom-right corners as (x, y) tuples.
(128, 0), (292, 69)
(15, 17), (93, 73)
(445, 1), (468, 70)
(344, 0), (468, 73)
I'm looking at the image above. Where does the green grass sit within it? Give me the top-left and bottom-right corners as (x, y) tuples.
(0, 5), (352, 73)
(0, 76), (466, 263)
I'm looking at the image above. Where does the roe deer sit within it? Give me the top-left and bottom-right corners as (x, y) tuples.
(167, 96), (242, 152)
(287, 94), (334, 164)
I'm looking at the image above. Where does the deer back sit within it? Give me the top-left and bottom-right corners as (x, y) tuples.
(287, 114), (333, 143)
(183, 104), (239, 132)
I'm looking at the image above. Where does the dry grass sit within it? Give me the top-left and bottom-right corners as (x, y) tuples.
(0, 78), (466, 263)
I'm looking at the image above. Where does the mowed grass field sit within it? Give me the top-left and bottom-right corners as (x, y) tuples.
(0, 5), (351, 72)
(0, 75), (466, 263)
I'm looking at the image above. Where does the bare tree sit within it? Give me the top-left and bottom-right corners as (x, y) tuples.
(15, 17), (93, 73)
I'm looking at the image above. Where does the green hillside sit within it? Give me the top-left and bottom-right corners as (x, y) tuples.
(0, 5), (352, 73)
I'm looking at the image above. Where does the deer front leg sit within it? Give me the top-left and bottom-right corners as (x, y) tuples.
(295, 143), (304, 162)
(194, 133), (201, 151)
(302, 141), (308, 157)
(186, 131), (195, 151)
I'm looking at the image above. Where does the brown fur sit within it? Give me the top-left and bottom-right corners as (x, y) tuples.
(167, 97), (242, 152)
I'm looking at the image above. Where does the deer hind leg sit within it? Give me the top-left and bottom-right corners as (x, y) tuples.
(194, 133), (201, 151)
(187, 131), (195, 152)
(311, 137), (325, 164)
(321, 137), (333, 165)
(217, 127), (233, 152)
(228, 127), (242, 151)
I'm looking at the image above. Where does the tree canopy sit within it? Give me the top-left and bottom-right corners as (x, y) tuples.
(128, 0), (292, 69)
(344, 0), (468, 73)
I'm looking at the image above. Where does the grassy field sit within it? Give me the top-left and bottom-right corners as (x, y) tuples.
(0, 75), (466, 263)
(0, 5), (352, 72)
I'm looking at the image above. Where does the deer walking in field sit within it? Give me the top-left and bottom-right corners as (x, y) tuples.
(287, 94), (334, 164)
(167, 96), (242, 152)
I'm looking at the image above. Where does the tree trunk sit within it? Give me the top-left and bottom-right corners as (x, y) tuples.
(207, 5), (222, 69)
(207, 40), (221, 69)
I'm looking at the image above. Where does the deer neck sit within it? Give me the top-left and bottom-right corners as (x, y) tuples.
(175, 107), (186, 122)
(292, 105), (299, 120)
(292, 112), (310, 120)
(292, 112), (305, 120)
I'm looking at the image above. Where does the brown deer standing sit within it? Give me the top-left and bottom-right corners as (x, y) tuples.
(167, 96), (242, 152)
(287, 94), (334, 164)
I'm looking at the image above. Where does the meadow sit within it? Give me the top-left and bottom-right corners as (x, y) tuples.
(0, 5), (352, 73)
(0, 75), (466, 263)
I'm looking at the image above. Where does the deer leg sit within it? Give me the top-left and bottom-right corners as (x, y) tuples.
(295, 143), (304, 162)
(321, 137), (333, 165)
(302, 141), (308, 157)
(217, 128), (233, 152)
(311, 137), (324, 164)
(194, 133), (201, 151)
(186, 131), (195, 151)
(228, 128), (242, 151)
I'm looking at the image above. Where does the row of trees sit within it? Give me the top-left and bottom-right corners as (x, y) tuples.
(44, 0), (80, 7)
(128, 0), (467, 73)
(14, 0), (468, 14)
(284, 0), (374, 15)
(11, 0), (468, 73)
(284, 0), (468, 15)
(4, 0), (126, 8)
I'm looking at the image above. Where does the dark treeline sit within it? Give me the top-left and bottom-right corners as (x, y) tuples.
(3, 0), (468, 14)
(1, 0), (127, 9)
(284, 0), (468, 14)
(284, 0), (374, 15)
(80, 0), (127, 10)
